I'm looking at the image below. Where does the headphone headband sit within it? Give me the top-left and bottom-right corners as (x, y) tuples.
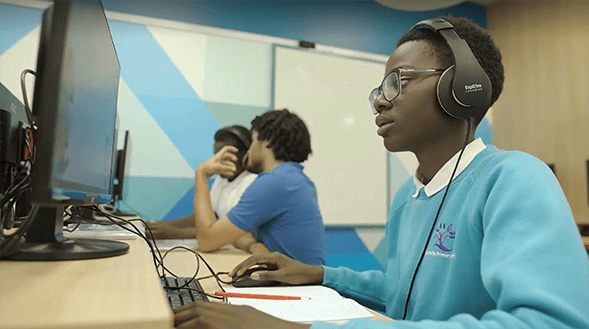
(215, 125), (252, 150)
(412, 18), (454, 32)
(410, 18), (492, 120)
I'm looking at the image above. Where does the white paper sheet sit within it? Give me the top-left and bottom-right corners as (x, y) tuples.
(224, 285), (374, 323)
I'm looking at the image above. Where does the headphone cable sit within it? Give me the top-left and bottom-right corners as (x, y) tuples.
(401, 119), (472, 320)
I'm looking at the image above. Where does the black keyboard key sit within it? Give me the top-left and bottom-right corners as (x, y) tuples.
(161, 276), (209, 309)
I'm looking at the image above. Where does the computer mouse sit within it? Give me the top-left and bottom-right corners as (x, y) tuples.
(231, 267), (285, 287)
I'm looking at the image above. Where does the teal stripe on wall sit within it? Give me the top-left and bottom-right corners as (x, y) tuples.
(205, 101), (269, 128)
(124, 176), (194, 220)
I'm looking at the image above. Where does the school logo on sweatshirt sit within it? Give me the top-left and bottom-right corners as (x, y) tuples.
(425, 222), (456, 259)
(433, 222), (455, 252)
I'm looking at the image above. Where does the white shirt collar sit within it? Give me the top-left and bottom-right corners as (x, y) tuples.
(412, 138), (486, 197)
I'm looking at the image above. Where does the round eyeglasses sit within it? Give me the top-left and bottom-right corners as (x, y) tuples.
(368, 68), (445, 115)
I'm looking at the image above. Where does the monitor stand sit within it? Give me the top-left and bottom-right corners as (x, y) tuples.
(1, 205), (129, 261)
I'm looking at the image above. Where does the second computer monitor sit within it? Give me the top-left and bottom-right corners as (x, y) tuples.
(113, 130), (131, 203)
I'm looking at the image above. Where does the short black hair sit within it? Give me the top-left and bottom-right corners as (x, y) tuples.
(214, 125), (251, 153)
(251, 109), (312, 163)
(397, 16), (504, 124)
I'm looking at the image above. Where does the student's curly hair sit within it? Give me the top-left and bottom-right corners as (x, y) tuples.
(397, 15), (504, 125)
(251, 109), (312, 163)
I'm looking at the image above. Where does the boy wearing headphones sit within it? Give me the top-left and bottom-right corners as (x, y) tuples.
(146, 125), (266, 254)
(174, 16), (589, 329)
(191, 109), (326, 266)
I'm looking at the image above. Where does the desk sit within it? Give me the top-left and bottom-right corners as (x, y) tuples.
(0, 238), (391, 328)
(0, 239), (173, 329)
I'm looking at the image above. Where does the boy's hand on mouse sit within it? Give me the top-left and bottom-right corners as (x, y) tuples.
(174, 302), (310, 329)
(228, 252), (324, 285)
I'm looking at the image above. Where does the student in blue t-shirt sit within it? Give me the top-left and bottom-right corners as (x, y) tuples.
(174, 16), (589, 329)
(192, 109), (326, 267)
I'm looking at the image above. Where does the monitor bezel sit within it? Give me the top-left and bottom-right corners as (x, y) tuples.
(31, 0), (119, 206)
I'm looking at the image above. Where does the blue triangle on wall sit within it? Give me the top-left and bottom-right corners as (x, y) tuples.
(325, 228), (370, 254)
(161, 178), (215, 221)
(162, 185), (195, 221)
(0, 4), (43, 55)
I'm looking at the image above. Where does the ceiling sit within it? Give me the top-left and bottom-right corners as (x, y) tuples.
(374, 0), (501, 11)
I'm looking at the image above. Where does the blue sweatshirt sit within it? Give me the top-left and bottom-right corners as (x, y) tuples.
(312, 140), (589, 329)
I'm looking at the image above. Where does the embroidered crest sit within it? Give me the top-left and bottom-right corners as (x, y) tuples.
(433, 223), (455, 252)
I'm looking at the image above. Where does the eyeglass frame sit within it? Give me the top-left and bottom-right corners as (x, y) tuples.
(369, 68), (446, 115)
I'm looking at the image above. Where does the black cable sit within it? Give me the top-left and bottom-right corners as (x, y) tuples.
(160, 245), (200, 280)
(198, 271), (233, 285)
(159, 246), (228, 295)
(62, 214), (83, 233)
(0, 196), (13, 234)
(73, 206), (230, 300)
(0, 189), (28, 233)
(1, 180), (30, 206)
(195, 253), (228, 293)
(1, 183), (31, 221)
(401, 119), (472, 320)
(2, 202), (229, 301)
(0, 167), (31, 239)
(20, 69), (36, 127)
(79, 205), (167, 274)
(158, 245), (226, 300)
(1, 167), (31, 203)
(0, 205), (39, 257)
(79, 206), (190, 279)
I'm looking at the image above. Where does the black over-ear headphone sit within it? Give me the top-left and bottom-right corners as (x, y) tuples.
(410, 18), (492, 120)
(215, 125), (252, 151)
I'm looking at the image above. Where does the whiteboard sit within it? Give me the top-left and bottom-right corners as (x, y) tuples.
(274, 46), (388, 226)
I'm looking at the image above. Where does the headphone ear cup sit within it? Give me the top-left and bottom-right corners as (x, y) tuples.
(436, 66), (465, 120)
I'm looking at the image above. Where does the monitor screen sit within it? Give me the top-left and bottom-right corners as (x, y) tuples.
(32, 0), (119, 204)
(0, 0), (129, 260)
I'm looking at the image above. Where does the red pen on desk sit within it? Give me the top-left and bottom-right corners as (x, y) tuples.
(215, 291), (305, 300)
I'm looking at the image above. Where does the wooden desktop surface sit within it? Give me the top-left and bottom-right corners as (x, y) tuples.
(0, 239), (173, 329)
(0, 237), (391, 329)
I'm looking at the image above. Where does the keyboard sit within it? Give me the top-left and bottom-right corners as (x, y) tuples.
(161, 276), (209, 309)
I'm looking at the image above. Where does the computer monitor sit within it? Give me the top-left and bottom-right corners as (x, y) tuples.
(0, 0), (129, 260)
(112, 130), (132, 204)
